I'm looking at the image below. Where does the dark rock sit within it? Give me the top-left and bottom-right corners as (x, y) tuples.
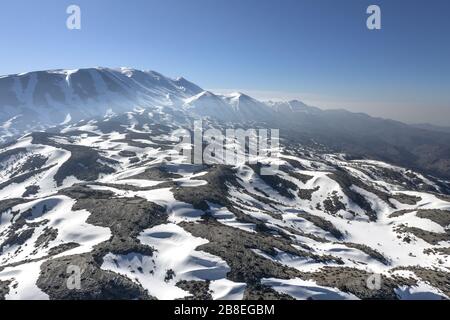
(37, 253), (154, 300)
(176, 280), (213, 300)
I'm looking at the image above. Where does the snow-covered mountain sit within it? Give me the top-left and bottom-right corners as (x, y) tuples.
(3, 67), (450, 181)
(1, 68), (450, 300)
(0, 67), (277, 141)
(0, 67), (202, 142)
(183, 91), (239, 122)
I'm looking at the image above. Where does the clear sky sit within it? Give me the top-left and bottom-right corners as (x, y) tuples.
(1, 0), (449, 125)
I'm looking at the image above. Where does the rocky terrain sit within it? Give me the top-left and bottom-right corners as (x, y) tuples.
(0, 68), (449, 300)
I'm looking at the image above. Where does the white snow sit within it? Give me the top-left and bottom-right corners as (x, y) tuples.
(262, 278), (359, 300)
(102, 223), (245, 300)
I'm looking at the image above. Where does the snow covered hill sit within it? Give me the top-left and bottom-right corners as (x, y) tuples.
(0, 110), (449, 300)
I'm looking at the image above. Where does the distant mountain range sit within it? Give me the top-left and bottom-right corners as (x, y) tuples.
(1, 67), (450, 180)
(412, 123), (450, 134)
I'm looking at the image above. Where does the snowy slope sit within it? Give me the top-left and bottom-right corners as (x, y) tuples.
(0, 110), (449, 300)
(0, 67), (203, 143)
(2, 66), (450, 182)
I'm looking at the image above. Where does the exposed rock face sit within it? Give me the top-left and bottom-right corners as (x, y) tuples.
(37, 253), (154, 300)
(0, 280), (11, 300)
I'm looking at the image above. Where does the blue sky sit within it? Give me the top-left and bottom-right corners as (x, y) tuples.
(1, 0), (449, 125)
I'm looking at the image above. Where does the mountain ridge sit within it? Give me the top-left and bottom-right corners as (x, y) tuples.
(2, 67), (450, 180)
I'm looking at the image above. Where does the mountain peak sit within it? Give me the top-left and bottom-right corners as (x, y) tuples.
(185, 90), (213, 102)
(227, 91), (255, 102)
